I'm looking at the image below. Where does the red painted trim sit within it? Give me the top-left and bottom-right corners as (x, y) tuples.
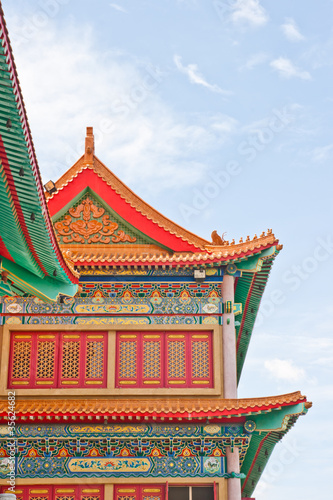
(236, 274), (255, 351)
(0, 485), (104, 500)
(48, 169), (201, 252)
(0, 135), (48, 275)
(0, 234), (14, 261)
(241, 432), (271, 493)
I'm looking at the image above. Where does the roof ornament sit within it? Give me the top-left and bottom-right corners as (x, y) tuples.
(211, 230), (226, 245)
(84, 126), (94, 166)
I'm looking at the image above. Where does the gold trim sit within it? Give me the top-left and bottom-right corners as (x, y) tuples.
(82, 490), (100, 493)
(11, 381), (29, 385)
(119, 380), (136, 385)
(14, 335), (31, 339)
(143, 489), (161, 493)
(193, 381), (210, 384)
(36, 381), (54, 385)
(56, 490), (75, 493)
(117, 490), (135, 493)
(120, 335), (137, 338)
(61, 381), (78, 385)
(38, 335), (55, 339)
(192, 335), (208, 338)
(63, 335), (80, 339)
(168, 335), (184, 339)
(169, 380), (185, 384)
(30, 490), (48, 494)
(143, 335), (160, 338)
(87, 335), (104, 339)
(85, 381), (103, 385)
(143, 381), (160, 384)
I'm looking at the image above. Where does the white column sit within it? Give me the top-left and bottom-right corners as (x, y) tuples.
(226, 447), (242, 500)
(222, 273), (237, 398)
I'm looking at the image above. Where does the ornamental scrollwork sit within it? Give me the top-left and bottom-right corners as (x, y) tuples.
(54, 197), (136, 244)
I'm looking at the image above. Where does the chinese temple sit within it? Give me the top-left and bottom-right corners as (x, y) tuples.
(0, 3), (310, 500)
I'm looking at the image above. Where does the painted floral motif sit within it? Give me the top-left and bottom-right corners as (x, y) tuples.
(54, 197), (136, 244)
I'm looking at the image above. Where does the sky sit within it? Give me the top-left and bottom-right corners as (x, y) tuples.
(1, 0), (333, 498)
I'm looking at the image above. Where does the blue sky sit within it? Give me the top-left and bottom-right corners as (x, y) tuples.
(2, 0), (333, 498)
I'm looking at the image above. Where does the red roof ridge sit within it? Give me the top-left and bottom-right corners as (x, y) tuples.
(46, 129), (282, 259)
(46, 153), (209, 250)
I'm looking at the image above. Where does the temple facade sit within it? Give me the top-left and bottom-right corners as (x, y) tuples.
(0, 3), (310, 500)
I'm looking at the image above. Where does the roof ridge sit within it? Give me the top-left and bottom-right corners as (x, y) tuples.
(46, 147), (210, 250)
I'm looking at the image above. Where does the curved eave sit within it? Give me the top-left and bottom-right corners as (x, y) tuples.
(0, 5), (78, 297)
(65, 236), (279, 269)
(0, 392), (308, 421)
(241, 401), (311, 497)
(235, 246), (282, 381)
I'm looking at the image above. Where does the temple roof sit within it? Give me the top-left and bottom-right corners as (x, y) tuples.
(0, 5), (78, 301)
(0, 391), (309, 421)
(46, 128), (281, 270)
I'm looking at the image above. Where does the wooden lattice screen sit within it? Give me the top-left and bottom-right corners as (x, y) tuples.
(8, 332), (107, 388)
(116, 331), (213, 388)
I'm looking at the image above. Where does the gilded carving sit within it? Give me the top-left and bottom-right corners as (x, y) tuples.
(54, 197), (136, 244)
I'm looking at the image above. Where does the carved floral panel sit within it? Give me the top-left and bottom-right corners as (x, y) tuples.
(54, 196), (136, 244)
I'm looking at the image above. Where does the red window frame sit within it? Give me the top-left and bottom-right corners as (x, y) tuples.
(115, 331), (213, 388)
(0, 485), (104, 500)
(114, 484), (164, 500)
(8, 332), (107, 389)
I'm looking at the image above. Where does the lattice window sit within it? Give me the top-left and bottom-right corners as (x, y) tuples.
(36, 341), (55, 379)
(168, 340), (186, 378)
(61, 341), (80, 379)
(1, 485), (103, 500)
(143, 341), (161, 379)
(116, 331), (213, 388)
(119, 340), (137, 378)
(11, 340), (31, 379)
(86, 342), (104, 378)
(192, 340), (210, 378)
(8, 332), (107, 389)
(115, 486), (163, 500)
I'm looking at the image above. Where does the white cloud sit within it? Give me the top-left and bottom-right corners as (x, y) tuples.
(270, 57), (311, 80)
(240, 52), (268, 71)
(281, 18), (304, 42)
(264, 359), (306, 382)
(7, 20), (236, 194)
(110, 3), (127, 13)
(173, 55), (232, 95)
(311, 144), (333, 162)
(230, 0), (269, 27)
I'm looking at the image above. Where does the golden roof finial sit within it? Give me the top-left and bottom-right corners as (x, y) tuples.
(84, 126), (94, 166)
